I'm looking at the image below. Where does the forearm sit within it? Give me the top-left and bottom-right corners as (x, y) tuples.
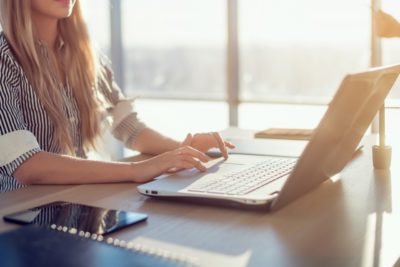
(14, 151), (137, 185)
(130, 128), (180, 155)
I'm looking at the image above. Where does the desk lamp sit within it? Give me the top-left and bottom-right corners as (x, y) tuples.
(372, 105), (391, 169)
(370, 0), (391, 170)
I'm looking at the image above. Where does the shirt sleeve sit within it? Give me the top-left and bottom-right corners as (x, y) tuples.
(0, 54), (41, 177)
(98, 58), (146, 148)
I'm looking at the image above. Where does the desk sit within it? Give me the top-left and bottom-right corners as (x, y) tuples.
(0, 129), (399, 267)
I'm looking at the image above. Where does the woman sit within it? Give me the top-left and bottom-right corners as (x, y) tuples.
(0, 0), (234, 192)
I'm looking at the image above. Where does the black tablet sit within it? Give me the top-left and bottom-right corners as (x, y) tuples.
(3, 201), (147, 235)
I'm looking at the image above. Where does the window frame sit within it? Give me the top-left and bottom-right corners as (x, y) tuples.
(109, 0), (386, 132)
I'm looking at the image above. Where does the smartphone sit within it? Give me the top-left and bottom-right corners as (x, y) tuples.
(3, 201), (148, 235)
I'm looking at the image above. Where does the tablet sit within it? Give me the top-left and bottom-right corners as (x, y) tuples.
(3, 201), (147, 235)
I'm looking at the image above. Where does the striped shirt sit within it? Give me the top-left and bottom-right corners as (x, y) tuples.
(0, 33), (146, 192)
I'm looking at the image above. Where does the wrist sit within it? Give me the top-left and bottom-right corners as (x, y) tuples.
(129, 162), (145, 183)
(128, 156), (165, 183)
(129, 161), (149, 183)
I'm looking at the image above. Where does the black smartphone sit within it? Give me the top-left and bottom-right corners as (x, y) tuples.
(3, 201), (148, 235)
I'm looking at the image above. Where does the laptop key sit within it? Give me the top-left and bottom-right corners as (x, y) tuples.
(187, 158), (296, 196)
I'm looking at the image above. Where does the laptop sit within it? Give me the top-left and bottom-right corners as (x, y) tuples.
(138, 64), (400, 211)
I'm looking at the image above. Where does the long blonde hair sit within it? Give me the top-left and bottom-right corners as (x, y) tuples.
(0, 0), (105, 154)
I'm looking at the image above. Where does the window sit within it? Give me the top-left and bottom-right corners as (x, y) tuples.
(239, 0), (371, 103)
(1, 1), (396, 155)
(237, 0), (372, 129)
(121, 0), (226, 100)
(120, 0), (229, 150)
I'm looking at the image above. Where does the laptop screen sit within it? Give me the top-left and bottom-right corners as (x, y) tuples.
(272, 64), (400, 210)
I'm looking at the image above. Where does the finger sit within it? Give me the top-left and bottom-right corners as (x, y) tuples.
(166, 167), (183, 173)
(212, 132), (228, 159)
(225, 140), (235, 149)
(181, 133), (193, 147)
(172, 155), (206, 172)
(175, 160), (195, 170)
(180, 156), (207, 172)
(179, 146), (209, 163)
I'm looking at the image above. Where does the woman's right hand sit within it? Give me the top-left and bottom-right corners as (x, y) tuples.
(131, 146), (210, 183)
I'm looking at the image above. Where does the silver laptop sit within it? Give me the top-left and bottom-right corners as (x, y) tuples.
(138, 64), (400, 211)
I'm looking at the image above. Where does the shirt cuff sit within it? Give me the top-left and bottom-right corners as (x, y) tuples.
(1, 148), (41, 177)
(0, 130), (41, 167)
(110, 99), (136, 130)
(112, 113), (146, 147)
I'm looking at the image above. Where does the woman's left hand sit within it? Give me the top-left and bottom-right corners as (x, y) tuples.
(181, 132), (235, 159)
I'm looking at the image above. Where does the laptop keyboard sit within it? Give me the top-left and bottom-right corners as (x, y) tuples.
(188, 157), (296, 196)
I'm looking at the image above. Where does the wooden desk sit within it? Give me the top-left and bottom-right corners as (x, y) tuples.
(0, 130), (399, 267)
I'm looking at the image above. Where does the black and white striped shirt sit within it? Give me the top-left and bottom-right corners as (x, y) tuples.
(0, 33), (146, 192)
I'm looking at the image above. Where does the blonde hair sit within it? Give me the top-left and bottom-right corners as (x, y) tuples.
(0, 0), (105, 154)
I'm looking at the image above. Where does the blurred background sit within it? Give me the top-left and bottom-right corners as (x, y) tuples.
(5, 0), (400, 158)
(79, 0), (400, 158)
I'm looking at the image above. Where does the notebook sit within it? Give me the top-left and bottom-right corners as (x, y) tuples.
(0, 225), (194, 267)
(254, 128), (314, 140)
(138, 64), (400, 211)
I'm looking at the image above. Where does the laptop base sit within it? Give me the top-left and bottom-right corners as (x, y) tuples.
(139, 194), (273, 212)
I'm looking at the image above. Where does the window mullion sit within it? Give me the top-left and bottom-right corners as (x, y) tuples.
(227, 0), (240, 127)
